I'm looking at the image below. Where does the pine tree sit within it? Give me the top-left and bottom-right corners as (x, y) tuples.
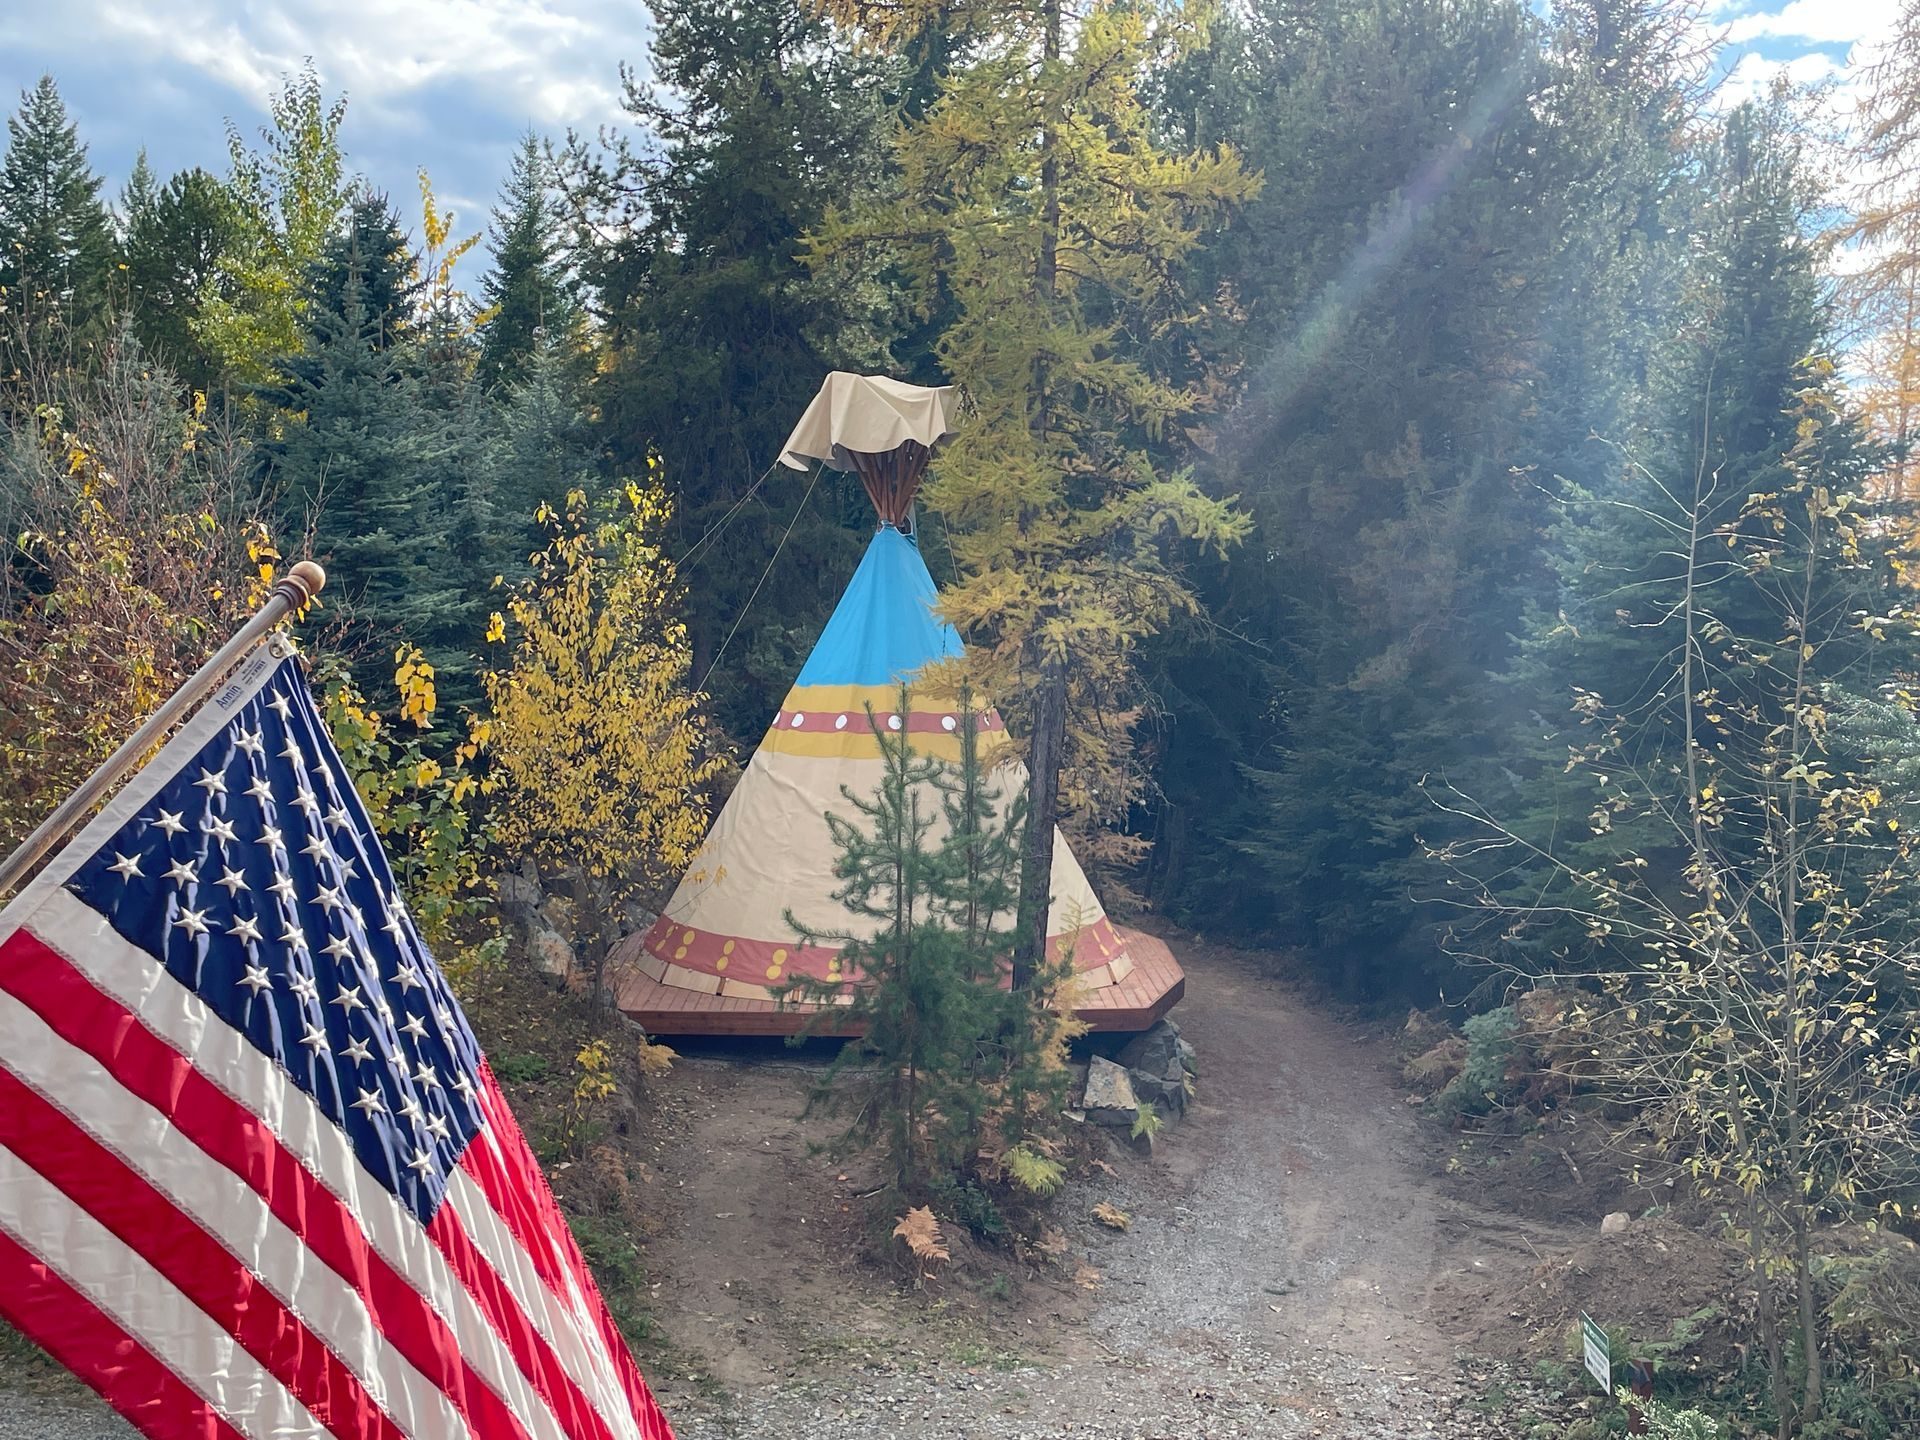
(787, 687), (1079, 1205)
(1491, 97), (1890, 957)
(476, 132), (575, 391)
(120, 166), (241, 391)
(0, 76), (116, 327)
(264, 283), (447, 656)
(118, 150), (158, 228)
(569, 0), (902, 740)
(261, 208), (464, 692)
(308, 192), (419, 351)
(1145, 0), (1703, 990)
(495, 345), (602, 570)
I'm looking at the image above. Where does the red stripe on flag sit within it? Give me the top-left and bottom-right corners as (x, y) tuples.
(0, 928), (561, 1440)
(0, 1064), (403, 1440)
(422, 1199), (630, 1440)
(0, 1222), (248, 1440)
(468, 1071), (675, 1439)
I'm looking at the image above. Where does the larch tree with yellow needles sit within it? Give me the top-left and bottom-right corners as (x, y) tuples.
(483, 472), (726, 995)
(806, 0), (1257, 984)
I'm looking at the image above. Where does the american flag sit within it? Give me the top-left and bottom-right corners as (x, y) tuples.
(0, 639), (675, 1440)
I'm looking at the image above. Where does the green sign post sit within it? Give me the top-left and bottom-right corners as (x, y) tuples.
(1581, 1312), (1611, 1393)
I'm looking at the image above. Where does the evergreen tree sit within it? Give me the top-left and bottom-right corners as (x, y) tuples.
(308, 192), (419, 351)
(495, 345), (602, 568)
(569, 0), (902, 740)
(261, 209), (466, 697)
(1490, 98), (1890, 946)
(0, 76), (116, 326)
(264, 285), (448, 657)
(788, 687), (1078, 1209)
(118, 150), (158, 227)
(1145, 0), (1701, 991)
(476, 132), (575, 391)
(120, 166), (241, 391)
(813, 0), (1256, 976)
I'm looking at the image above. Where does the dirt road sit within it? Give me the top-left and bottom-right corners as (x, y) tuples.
(642, 934), (1592, 1439)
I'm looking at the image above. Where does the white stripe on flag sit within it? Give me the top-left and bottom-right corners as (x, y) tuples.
(0, 1145), (328, 1438)
(23, 892), (578, 1440)
(445, 1168), (638, 1429)
(0, 987), (471, 1440)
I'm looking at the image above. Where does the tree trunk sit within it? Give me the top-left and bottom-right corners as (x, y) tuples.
(571, 868), (608, 1000)
(1012, 0), (1067, 994)
(1013, 656), (1067, 989)
(1795, 1211), (1822, 1425)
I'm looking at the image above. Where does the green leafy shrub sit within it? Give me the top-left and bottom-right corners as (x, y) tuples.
(1616, 1387), (1722, 1439)
(494, 1053), (553, 1085)
(1434, 1005), (1519, 1116)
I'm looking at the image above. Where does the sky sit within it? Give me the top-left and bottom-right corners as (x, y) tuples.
(0, 1), (1906, 246)
(0, 2), (655, 235)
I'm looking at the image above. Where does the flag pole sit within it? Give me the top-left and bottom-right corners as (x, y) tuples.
(0, 560), (327, 901)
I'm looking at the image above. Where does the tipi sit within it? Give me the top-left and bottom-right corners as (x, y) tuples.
(612, 374), (1183, 1035)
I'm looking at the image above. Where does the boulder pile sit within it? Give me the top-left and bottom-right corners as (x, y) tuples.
(1077, 1017), (1197, 1141)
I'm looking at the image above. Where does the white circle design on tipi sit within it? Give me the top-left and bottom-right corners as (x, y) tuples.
(941, 715), (957, 731)
(790, 713), (804, 728)
(835, 714), (848, 730)
(888, 715), (902, 731)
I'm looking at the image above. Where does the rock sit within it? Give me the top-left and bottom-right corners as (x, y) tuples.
(528, 924), (574, 980)
(1175, 1037), (1198, 1076)
(622, 900), (660, 937)
(1600, 1211), (1630, 1236)
(1130, 1065), (1190, 1117)
(539, 893), (576, 940)
(1117, 1019), (1183, 1077)
(1118, 1019), (1191, 1118)
(497, 871), (543, 921)
(1082, 1056), (1139, 1127)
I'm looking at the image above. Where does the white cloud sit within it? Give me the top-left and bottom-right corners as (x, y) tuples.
(1725, 0), (1902, 47)
(1719, 46), (1848, 106)
(0, 0), (649, 239)
(7, 0), (636, 133)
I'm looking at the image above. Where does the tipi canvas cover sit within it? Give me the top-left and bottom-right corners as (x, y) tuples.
(613, 375), (1180, 1033)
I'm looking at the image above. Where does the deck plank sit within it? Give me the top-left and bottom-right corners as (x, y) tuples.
(614, 928), (1183, 1037)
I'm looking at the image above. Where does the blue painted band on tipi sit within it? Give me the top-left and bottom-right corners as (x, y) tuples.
(793, 526), (965, 688)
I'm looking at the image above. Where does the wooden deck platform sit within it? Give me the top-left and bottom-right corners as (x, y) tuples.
(612, 927), (1185, 1038)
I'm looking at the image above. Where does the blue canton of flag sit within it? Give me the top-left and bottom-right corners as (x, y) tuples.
(65, 657), (486, 1222)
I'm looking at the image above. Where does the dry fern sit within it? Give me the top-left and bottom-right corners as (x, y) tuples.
(1091, 1202), (1131, 1231)
(892, 1206), (951, 1269)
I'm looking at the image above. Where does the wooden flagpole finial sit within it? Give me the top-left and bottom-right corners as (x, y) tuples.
(275, 560), (327, 607)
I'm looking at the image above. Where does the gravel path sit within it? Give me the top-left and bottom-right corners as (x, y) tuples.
(0, 1396), (130, 1440)
(651, 933), (1590, 1439)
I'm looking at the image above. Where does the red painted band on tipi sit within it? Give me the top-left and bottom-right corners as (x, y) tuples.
(638, 912), (1128, 988)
